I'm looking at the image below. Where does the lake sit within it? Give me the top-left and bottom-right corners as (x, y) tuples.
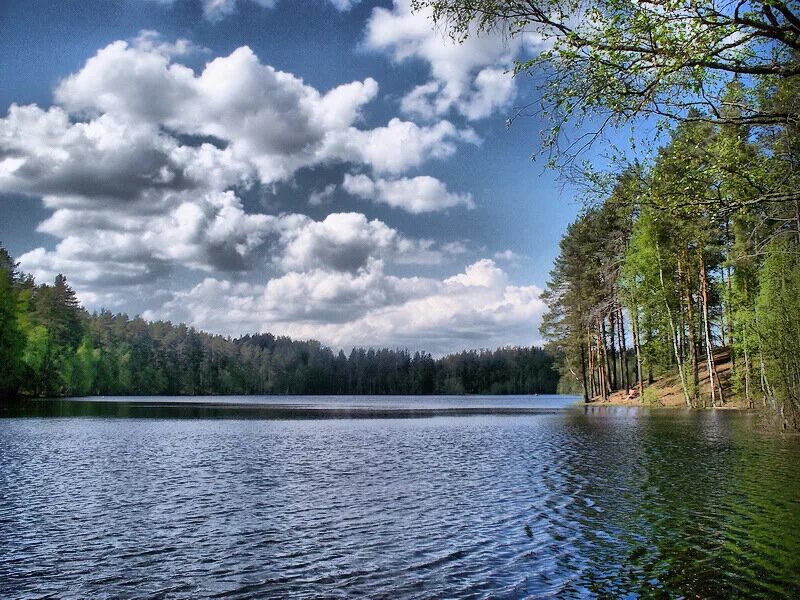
(1, 395), (798, 598)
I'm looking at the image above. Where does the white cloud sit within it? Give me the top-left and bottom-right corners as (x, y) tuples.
(0, 104), (250, 202)
(442, 241), (469, 255)
(342, 172), (474, 213)
(308, 183), (337, 206)
(274, 212), (401, 272)
(322, 117), (479, 175)
(327, 0), (360, 10)
(261, 261), (436, 323)
(269, 212), (444, 272)
(17, 206), (451, 293)
(132, 30), (209, 57)
(3, 31), (537, 353)
(147, 259), (546, 354)
(192, 0), (279, 22)
(19, 191), (273, 285)
(1, 37), (481, 292)
(493, 249), (524, 263)
(53, 39), (472, 181)
(365, 0), (547, 121)
(55, 42), (377, 182)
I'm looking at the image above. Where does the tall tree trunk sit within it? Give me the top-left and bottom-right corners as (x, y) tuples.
(597, 326), (609, 402)
(699, 254), (724, 406)
(725, 263), (735, 354)
(657, 241), (691, 407)
(795, 199), (800, 244)
(724, 217), (735, 355)
(608, 312), (618, 391)
(744, 343), (752, 407)
(680, 255), (700, 406)
(759, 350), (774, 409)
(617, 304), (630, 394)
(600, 320), (611, 396)
(579, 341), (589, 402)
(587, 327), (595, 398)
(630, 304), (645, 398)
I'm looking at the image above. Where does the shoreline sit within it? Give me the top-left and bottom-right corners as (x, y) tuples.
(584, 398), (750, 410)
(583, 349), (757, 410)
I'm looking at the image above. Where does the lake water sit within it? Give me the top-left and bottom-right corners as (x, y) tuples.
(1, 395), (798, 598)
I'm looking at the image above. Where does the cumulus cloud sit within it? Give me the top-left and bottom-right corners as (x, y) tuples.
(55, 42), (377, 182)
(268, 212), (446, 272)
(19, 191), (273, 285)
(17, 206), (449, 291)
(442, 241), (469, 255)
(52, 38), (472, 181)
(275, 212), (401, 272)
(0, 104), (250, 202)
(327, 0), (361, 10)
(261, 262), (436, 323)
(365, 0), (547, 121)
(321, 118), (479, 175)
(1, 36), (480, 291)
(2, 30), (542, 352)
(147, 259), (546, 354)
(342, 172), (474, 213)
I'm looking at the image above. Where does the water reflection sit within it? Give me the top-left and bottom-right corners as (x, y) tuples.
(0, 395), (577, 420)
(0, 400), (797, 598)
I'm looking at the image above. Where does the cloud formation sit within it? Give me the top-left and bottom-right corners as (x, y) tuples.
(0, 104), (249, 202)
(365, 0), (547, 121)
(343, 173), (474, 213)
(269, 212), (444, 273)
(18, 205), (453, 289)
(2, 28), (543, 353)
(50, 35), (476, 185)
(19, 191), (273, 285)
(147, 259), (546, 354)
(2, 35), (476, 288)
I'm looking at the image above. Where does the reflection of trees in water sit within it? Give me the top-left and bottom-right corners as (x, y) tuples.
(552, 408), (800, 598)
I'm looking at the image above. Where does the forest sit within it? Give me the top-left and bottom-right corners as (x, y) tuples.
(0, 246), (558, 398)
(540, 102), (800, 427)
(420, 0), (800, 428)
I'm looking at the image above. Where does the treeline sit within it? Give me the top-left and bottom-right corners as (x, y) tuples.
(540, 77), (800, 428)
(0, 248), (558, 398)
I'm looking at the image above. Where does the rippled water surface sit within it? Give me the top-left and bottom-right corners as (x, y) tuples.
(1, 396), (799, 599)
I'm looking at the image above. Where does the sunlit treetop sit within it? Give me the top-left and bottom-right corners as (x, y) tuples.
(414, 0), (800, 159)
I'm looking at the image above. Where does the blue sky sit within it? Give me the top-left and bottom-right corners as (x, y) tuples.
(0, 0), (590, 354)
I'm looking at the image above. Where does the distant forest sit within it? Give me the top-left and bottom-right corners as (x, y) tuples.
(0, 246), (558, 398)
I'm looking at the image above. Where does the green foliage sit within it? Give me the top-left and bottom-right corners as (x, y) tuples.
(0, 253), (24, 396)
(755, 237), (800, 427)
(641, 387), (660, 406)
(538, 81), (800, 421)
(74, 335), (99, 396)
(416, 0), (800, 164)
(21, 326), (49, 389)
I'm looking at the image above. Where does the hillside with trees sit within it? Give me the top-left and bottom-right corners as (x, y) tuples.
(536, 72), (799, 429)
(0, 246), (558, 398)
